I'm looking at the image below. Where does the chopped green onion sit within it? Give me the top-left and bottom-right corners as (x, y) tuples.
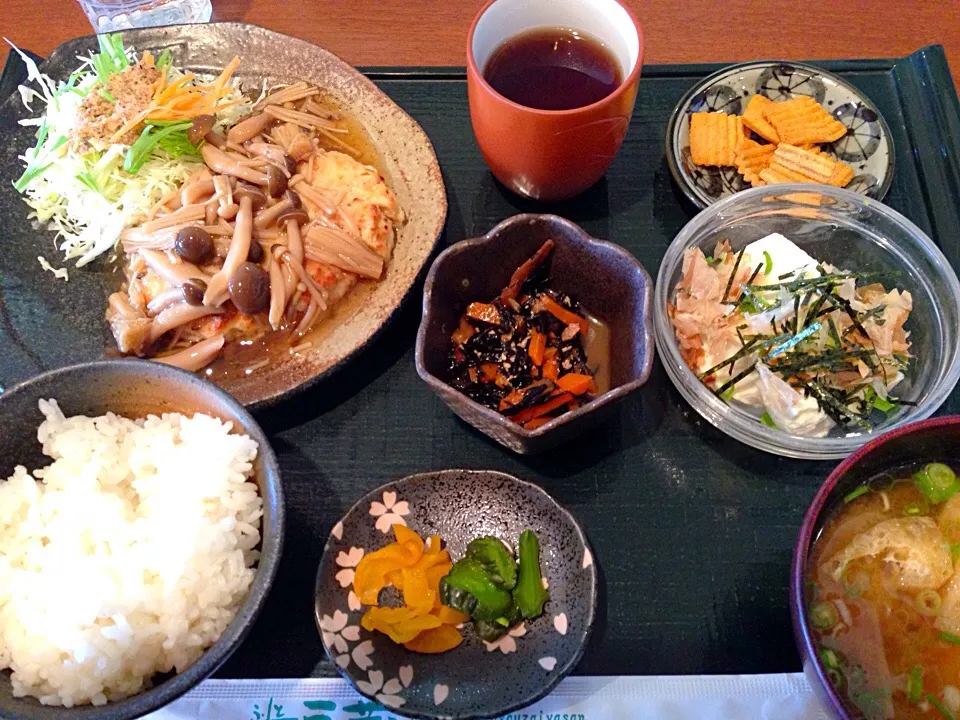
(75, 172), (99, 193)
(914, 463), (959, 504)
(903, 501), (927, 516)
(762, 250), (773, 276)
(952, 544), (960, 562)
(91, 33), (129, 85)
(819, 648), (842, 671)
(157, 48), (172, 69)
(13, 163), (52, 192)
(940, 631), (960, 645)
(760, 411), (776, 428)
(844, 486), (870, 504)
(720, 385), (735, 402)
(123, 121), (194, 173)
(825, 668), (843, 689)
(907, 665), (924, 704)
(927, 693), (954, 720)
(916, 589), (942, 616)
(13, 134), (67, 192)
(99, 87), (116, 103)
(810, 601), (838, 629)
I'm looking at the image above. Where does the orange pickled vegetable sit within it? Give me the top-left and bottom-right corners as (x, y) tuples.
(354, 526), (463, 653)
(434, 605), (470, 625)
(556, 373), (593, 396)
(403, 623), (464, 654)
(362, 608), (443, 644)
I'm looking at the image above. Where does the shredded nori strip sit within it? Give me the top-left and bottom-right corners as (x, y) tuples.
(721, 248), (746, 304)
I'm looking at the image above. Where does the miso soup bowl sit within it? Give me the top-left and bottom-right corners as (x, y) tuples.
(790, 416), (960, 718)
(415, 214), (655, 454)
(467, 0), (644, 201)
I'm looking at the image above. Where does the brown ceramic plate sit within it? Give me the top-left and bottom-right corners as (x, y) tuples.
(0, 23), (446, 407)
(415, 214), (654, 454)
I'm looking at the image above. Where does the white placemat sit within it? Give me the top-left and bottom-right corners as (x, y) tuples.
(146, 674), (829, 719)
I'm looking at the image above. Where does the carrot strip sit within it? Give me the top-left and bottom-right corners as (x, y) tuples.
(543, 348), (559, 381)
(512, 393), (573, 425)
(480, 363), (498, 382)
(556, 373), (593, 396)
(539, 295), (588, 335)
(523, 417), (553, 430)
(468, 367), (478, 383)
(452, 317), (476, 346)
(528, 330), (546, 366)
(466, 302), (501, 325)
(501, 239), (555, 302)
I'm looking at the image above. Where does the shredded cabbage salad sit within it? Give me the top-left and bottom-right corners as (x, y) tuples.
(8, 35), (258, 274)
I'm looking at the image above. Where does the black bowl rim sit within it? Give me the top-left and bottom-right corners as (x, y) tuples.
(789, 414), (960, 719)
(414, 213), (655, 441)
(0, 359), (285, 720)
(313, 468), (598, 720)
(663, 59), (896, 210)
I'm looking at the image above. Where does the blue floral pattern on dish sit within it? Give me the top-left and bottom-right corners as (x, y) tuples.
(669, 61), (893, 208)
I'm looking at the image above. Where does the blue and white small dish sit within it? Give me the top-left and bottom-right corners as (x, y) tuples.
(665, 61), (894, 209)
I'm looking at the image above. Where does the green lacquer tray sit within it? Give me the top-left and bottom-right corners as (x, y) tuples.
(1, 43), (958, 678)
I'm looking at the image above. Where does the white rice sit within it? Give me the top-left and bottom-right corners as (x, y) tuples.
(0, 399), (263, 707)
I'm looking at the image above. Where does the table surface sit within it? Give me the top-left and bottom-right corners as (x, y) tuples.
(0, 0), (957, 85)
(1, 0), (959, 687)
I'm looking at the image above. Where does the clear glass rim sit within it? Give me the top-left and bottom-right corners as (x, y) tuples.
(654, 183), (960, 460)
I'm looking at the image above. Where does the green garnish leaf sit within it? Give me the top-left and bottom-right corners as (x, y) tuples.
(763, 250), (773, 276)
(760, 411), (776, 428)
(907, 665), (924, 704)
(157, 47), (172, 69)
(720, 385), (735, 402)
(844, 486), (870, 504)
(927, 693), (954, 720)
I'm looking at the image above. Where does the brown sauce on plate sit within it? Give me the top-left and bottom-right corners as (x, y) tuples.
(106, 94), (397, 380)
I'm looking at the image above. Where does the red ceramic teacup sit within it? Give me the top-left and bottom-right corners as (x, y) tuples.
(466, 0), (644, 201)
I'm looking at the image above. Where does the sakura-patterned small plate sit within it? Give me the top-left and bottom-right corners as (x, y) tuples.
(314, 469), (597, 720)
(665, 60), (895, 209)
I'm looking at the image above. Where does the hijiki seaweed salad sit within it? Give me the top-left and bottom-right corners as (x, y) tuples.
(10, 34), (403, 373)
(447, 240), (609, 429)
(668, 233), (913, 437)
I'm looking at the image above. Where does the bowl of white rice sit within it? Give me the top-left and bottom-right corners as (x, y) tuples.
(0, 360), (284, 720)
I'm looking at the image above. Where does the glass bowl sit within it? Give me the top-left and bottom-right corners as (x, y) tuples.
(654, 184), (960, 459)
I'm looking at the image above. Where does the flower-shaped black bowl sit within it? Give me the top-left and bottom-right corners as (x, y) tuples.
(415, 214), (654, 454)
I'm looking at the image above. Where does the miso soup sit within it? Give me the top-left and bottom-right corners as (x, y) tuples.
(808, 463), (960, 719)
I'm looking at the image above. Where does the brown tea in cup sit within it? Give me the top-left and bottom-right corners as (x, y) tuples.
(483, 28), (622, 111)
